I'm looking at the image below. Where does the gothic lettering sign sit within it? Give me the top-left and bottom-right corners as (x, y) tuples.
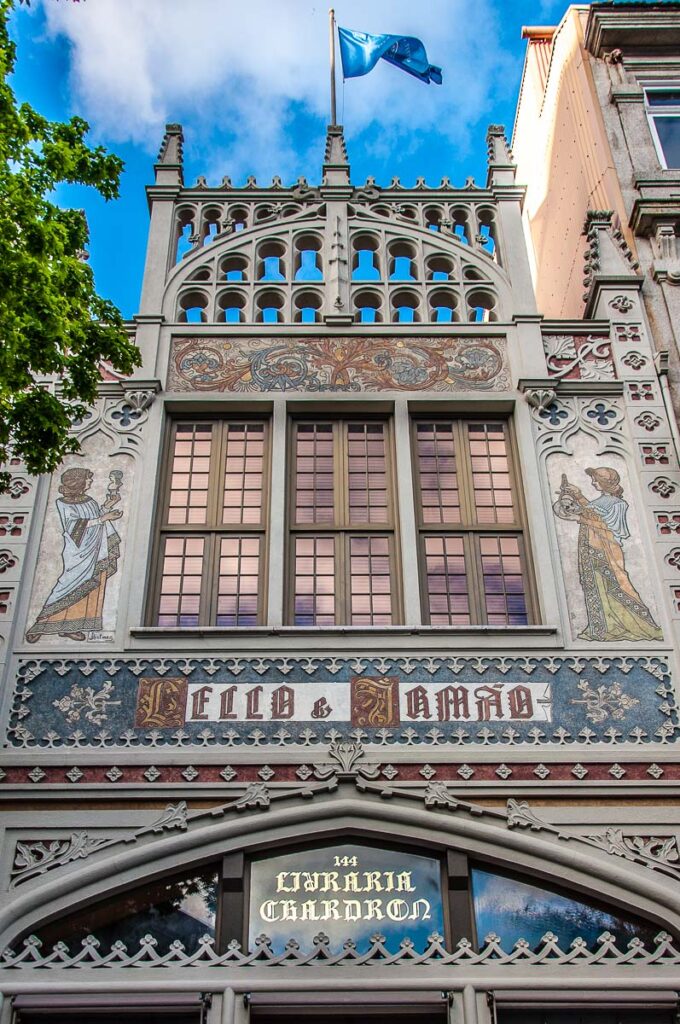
(179, 676), (551, 726)
(7, 655), (677, 749)
(248, 844), (445, 953)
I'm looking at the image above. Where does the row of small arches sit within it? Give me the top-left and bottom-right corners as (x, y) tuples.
(173, 202), (500, 265)
(184, 237), (494, 288)
(177, 286), (499, 324)
(175, 202), (305, 261)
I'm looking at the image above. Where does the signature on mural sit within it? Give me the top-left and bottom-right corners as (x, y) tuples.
(552, 467), (662, 642)
(26, 468), (123, 643)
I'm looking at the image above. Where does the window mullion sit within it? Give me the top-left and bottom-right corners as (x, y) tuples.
(455, 420), (476, 527)
(266, 404), (287, 627)
(207, 421), (225, 528)
(394, 400), (420, 625)
(466, 532), (486, 625)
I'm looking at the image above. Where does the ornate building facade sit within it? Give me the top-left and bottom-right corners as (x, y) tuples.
(1, 31), (680, 1019)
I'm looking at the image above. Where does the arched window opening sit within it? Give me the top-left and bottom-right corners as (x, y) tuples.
(294, 234), (323, 281)
(452, 209), (471, 245)
(229, 206), (248, 233)
(470, 865), (659, 953)
(388, 241), (417, 282)
(425, 206), (443, 232)
(478, 224), (496, 256)
(177, 290), (209, 323)
(294, 290), (323, 323)
(257, 241), (286, 282)
(175, 220), (194, 263)
(255, 204), (274, 222)
(202, 207), (221, 246)
(391, 289), (420, 324)
(353, 289), (382, 323)
(467, 288), (497, 323)
(16, 840), (669, 962)
(222, 255), (248, 282)
(217, 290), (246, 324)
(27, 866), (219, 956)
(351, 233), (381, 281)
(477, 208), (499, 261)
(429, 289), (458, 323)
(426, 255), (455, 282)
(256, 289), (285, 324)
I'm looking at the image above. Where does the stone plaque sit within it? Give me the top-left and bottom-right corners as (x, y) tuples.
(248, 843), (445, 953)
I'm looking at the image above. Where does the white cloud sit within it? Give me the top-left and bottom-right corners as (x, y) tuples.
(40, 0), (516, 182)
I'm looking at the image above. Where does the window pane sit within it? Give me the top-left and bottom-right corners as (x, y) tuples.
(216, 536), (261, 625)
(294, 536), (336, 625)
(467, 422), (516, 524)
(647, 90), (680, 106)
(157, 536), (204, 626)
(415, 421), (461, 524)
(294, 423), (335, 524)
(167, 424), (212, 525)
(478, 535), (528, 625)
(222, 422), (265, 525)
(347, 422), (389, 524)
(424, 535), (470, 625)
(654, 115), (680, 167)
(349, 535), (392, 625)
(471, 866), (659, 952)
(31, 867), (218, 956)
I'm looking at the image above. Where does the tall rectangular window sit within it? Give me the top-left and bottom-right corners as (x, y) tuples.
(153, 420), (268, 626)
(289, 419), (397, 626)
(645, 88), (680, 168)
(413, 419), (531, 626)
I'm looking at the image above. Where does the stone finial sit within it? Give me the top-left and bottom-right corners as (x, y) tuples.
(322, 124), (350, 187)
(157, 123), (184, 166)
(487, 124), (513, 163)
(155, 123), (184, 186)
(486, 124), (516, 186)
(582, 210), (639, 301)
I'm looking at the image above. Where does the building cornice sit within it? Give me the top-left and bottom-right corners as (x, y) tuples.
(585, 4), (680, 58)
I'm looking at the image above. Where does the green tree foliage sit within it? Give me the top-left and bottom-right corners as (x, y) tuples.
(0, 0), (140, 489)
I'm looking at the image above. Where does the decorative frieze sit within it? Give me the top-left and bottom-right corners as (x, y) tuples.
(7, 655), (677, 749)
(167, 336), (510, 393)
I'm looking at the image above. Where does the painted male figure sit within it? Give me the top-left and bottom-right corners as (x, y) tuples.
(26, 468), (122, 642)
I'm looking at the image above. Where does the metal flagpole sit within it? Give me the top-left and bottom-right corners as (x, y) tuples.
(329, 7), (337, 125)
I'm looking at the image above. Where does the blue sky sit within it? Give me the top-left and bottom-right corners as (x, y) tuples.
(11, 0), (574, 318)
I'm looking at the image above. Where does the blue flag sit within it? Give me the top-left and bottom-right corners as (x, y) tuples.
(338, 26), (442, 85)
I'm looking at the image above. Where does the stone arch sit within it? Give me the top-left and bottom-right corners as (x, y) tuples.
(1, 787), (677, 949)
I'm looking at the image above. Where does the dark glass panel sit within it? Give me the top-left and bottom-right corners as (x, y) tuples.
(647, 90), (680, 106)
(654, 115), (680, 167)
(32, 867), (219, 955)
(471, 867), (659, 952)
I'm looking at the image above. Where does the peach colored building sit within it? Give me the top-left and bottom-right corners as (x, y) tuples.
(515, 2), (680, 421)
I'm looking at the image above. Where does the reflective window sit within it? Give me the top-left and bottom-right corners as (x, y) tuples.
(32, 867), (218, 955)
(290, 419), (396, 625)
(645, 88), (680, 168)
(471, 867), (659, 951)
(155, 420), (269, 626)
(413, 419), (529, 625)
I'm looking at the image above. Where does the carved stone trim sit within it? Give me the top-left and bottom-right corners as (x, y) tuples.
(3, 929), (678, 970)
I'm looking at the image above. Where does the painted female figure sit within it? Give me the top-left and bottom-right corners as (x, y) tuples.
(553, 466), (662, 642)
(26, 467), (123, 642)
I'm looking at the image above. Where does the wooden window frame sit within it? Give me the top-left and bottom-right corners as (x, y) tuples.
(411, 415), (537, 626)
(286, 415), (402, 626)
(148, 416), (271, 627)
